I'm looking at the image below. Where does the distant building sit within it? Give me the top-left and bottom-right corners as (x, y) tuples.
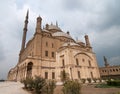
(99, 56), (120, 79)
(7, 11), (100, 81)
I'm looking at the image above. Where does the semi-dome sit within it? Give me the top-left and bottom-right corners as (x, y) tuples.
(52, 32), (72, 39)
(76, 40), (82, 43)
(42, 29), (49, 32)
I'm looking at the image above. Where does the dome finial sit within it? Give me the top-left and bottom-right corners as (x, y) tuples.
(51, 22), (53, 25)
(56, 21), (58, 27)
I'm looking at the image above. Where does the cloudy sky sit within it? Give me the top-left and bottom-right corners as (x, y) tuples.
(0, 0), (120, 79)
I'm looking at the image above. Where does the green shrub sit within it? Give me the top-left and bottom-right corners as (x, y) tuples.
(27, 77), (34, 90)
(62, 80), (81, 94)
(21, 76), (57, 94)
(22, 79), (28, 89)
(107, 80), (120, 86)
(34, 76), (46, 94)
(21, 77), (34, 90)
(87, 78), (91, 83)
(43, 80), (56, 94)
(81, 79), (86, 83)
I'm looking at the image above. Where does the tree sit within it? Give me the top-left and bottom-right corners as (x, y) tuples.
(60, 70), (69, 83)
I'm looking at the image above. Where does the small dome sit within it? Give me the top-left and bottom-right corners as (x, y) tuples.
(62, 42), (80, 47)
(52, 32), (72, 39)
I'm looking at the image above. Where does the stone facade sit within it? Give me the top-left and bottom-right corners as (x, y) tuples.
(99, 56), (120, 79)
(8, 11), (100, 81)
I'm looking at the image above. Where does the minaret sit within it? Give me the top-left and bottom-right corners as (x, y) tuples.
(104, 56), (109, 67)
(84, 34), (91, 47)
(35, 16), (42, 33)
(20, 10), (29, 52)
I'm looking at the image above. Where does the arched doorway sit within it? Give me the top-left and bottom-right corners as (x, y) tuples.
(26, 62), (33, 78)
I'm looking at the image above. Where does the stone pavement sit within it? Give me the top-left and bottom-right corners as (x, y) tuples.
(54, 84), (120, 94)
(0, 82), (120, 94)
(81, 84), (120, 94)
(0, 81), (30, 94)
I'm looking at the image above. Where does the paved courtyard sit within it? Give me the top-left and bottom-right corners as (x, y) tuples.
(81, 84), (120, 94)
(0, 82), (120, 94)
(0, 81), (30, 94)
(54, 84), (120, 94)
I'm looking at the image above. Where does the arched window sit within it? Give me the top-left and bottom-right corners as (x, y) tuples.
(78, 71), (80, 78)
(113, 69), (115, 72)
(82, 58), (85, 62)
(46, 42), (48, 47)
(45, 72), (48, 79)
(91, 72), (93, 78)
(116, 69), (118, 72)
(52, 43), (54, 48)
(62, 59), (65, 66)
(45, 51), (48, 57)
(88, 60), (91, 66)
(76, 58), (79, 65)
(52, 52), (54, 57)
(27, 62), (33, 78)
(52, 72), (55, 79)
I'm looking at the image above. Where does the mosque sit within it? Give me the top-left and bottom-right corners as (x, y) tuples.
(8, 11), (100, 81)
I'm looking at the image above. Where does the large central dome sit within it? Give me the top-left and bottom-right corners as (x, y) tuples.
(48, 24), (61, 31)
(52, 32), (72, 39)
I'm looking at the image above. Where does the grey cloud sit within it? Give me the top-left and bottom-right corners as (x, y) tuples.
(62, 0), (82, 11)
(87, 0), (120, 31)
(0, 0), (120, 79)
(0, 41), (4, 61)
(95, 44), (120, 67)
(109, 56), (120, 66)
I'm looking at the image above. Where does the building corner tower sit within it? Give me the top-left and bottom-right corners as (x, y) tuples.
(35, 16), (42, 34)
(85, 35), (92, 51)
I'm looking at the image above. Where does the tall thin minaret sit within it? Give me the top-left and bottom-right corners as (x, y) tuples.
(21, 10), (29, 52)
(84, 34), (91, 47)
(104, 56), (109, 67)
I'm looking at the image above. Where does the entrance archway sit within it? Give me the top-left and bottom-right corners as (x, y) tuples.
(26, 62), (33, 78)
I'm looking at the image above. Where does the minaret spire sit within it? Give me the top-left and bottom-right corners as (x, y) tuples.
(21, 10), (29, 52)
